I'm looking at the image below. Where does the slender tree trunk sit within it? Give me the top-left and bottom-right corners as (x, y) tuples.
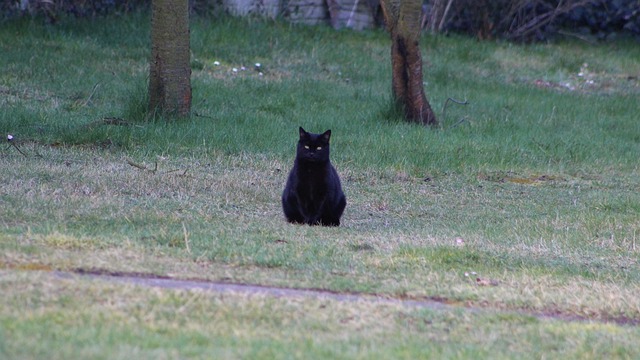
(381, 0), (437, 125)
(148, 0), (191, 117)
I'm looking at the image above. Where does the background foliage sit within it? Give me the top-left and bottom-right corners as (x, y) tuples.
(560, 0), (640, 39)
(435, 0), (640, 41)
(4, 0), (639, 41)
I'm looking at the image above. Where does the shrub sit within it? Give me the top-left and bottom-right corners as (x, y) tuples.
(1, 0), (146, 22)
(426, 0), (640, 41)
(559, 0), (640, 39)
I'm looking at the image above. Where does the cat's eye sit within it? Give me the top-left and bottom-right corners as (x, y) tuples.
(304, 145), (310, 149)
(316, 147), (322, 150)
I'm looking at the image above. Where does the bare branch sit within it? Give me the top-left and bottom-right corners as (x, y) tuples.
(438, 0), (455, 32)
(441, 97), (469, 126)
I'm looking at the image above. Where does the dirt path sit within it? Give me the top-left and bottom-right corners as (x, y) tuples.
(50, 268), (638, 327)
(54, 269), (454, 310)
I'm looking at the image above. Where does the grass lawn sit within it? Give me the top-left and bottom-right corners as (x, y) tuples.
(1, 11), (640, 359)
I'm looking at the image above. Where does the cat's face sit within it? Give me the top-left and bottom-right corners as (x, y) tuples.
(297, 127), (331, 163)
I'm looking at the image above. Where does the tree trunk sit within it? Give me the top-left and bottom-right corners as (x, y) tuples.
(381, 0), (437, 125)
(148, 0), (191, 117)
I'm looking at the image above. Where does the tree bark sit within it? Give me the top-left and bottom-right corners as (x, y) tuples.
(149, 0), (191, 117)
(381, 0), (437, 125)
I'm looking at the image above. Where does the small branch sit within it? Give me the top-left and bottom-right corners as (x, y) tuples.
(82, 82), (100, 107)
(438, 0), (455, 32)
(441, 97), (469, 126)
(126, 159), (158, 174)
(507, 0), (594, 41)
(445, 97), (469, 106)
(126, 159), (189, 176)
(10, 142), (28, 157)
(7, 135), (27, 157)
(447, 117), (468, 130)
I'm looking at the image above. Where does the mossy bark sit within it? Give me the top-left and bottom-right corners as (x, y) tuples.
(148, 0), (191, 117)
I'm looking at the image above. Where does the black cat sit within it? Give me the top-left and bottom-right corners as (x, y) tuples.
(282, 127), (346, 226)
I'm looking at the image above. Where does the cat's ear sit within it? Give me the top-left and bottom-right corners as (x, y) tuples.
(322, 130), (331, 143)
(299, 127), (309, 140)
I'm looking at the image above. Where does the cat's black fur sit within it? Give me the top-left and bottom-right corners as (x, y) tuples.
(282, 127), (346, 226)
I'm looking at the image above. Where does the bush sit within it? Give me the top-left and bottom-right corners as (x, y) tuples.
(4, 0), (639, 42)
(559, 0), (640, 39)
(426, 0), (640, 42)
(1, 0), (147, 22)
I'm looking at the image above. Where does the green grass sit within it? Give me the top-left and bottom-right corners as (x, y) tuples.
(1, 11), (640, 359)
(2, 271), (640, 359)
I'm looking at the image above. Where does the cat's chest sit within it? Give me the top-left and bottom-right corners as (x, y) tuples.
(296, 166), (329, 193)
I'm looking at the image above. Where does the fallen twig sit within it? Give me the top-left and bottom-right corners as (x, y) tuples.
(7, 134), (27, 157)
(127, 159), (158, 173)
(441, 97), (469, 128)
(448, 117), (468, 130)
(126, 159), (190, 176)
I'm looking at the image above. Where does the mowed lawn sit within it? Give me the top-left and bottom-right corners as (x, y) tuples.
(1, 11), (640, 359)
